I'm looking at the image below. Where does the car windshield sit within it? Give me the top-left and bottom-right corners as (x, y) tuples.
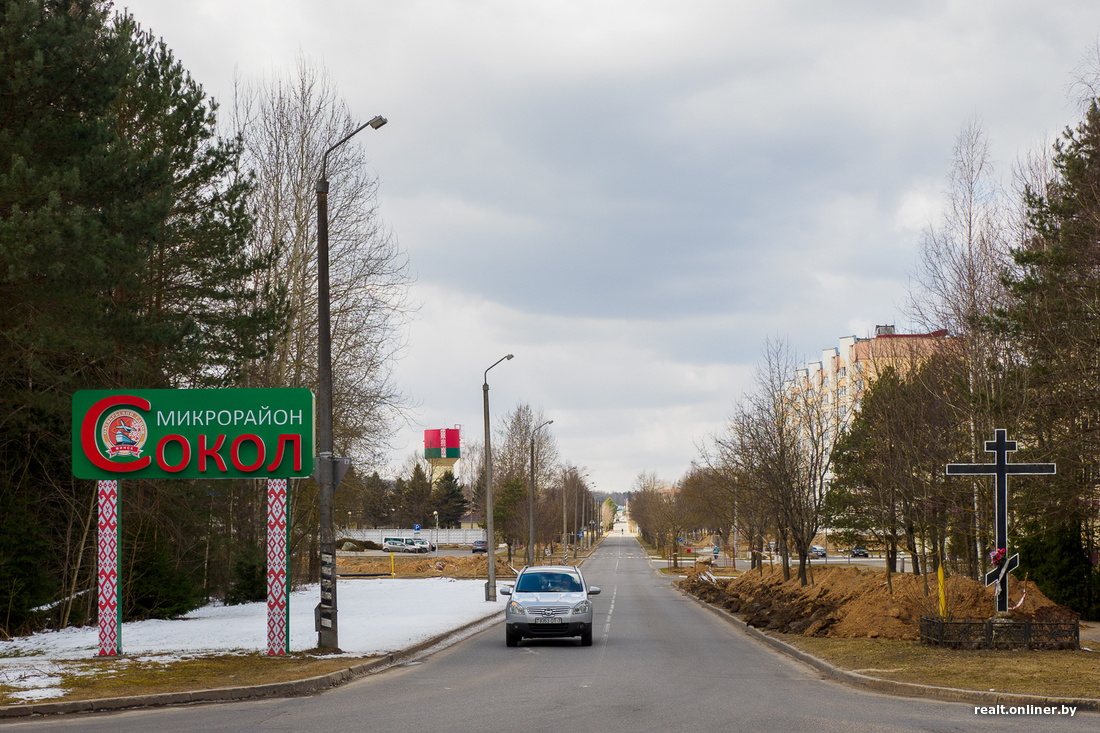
(516, 572), (582, 593)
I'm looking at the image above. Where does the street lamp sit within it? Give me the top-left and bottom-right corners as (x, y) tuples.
(483, 354), (513, 601)
(316, 113), (387, 650)
(528, 419), (553, 567)
(433, 510), (439, 557)
(562, 469), (569, 564)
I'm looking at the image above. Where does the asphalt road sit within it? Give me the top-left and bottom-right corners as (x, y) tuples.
(9, 535), (1088, 732)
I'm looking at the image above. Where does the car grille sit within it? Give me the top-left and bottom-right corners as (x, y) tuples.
(525, 604), (571, 617)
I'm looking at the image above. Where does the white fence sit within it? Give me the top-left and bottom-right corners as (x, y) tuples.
(340, 528), (486, 546)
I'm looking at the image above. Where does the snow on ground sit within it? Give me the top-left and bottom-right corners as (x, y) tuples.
(0, 578), (505, 702)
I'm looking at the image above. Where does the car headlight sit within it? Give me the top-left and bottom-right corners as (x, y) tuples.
(571, 600), (591, 615)
(507, 601), (525, 615)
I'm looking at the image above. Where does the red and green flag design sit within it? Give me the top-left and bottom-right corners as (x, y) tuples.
(424, 428), (460, 459)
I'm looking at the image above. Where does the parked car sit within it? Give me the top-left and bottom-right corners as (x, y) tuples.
(412, 538), (436, 552)
(500, 566), (600, 647)
(850, 546), (869, 557)
(471, 540), (488, 554)
(809, 545), (827, 558)
(382, 538), (410, 553)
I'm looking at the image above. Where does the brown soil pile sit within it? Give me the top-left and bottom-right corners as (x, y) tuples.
(337, 554), (519, 579)
(680, 565), (1076, 640)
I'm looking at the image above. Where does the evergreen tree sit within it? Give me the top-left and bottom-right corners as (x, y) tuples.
(394, 464), (433, 528)
(989, 101), (1100, 619)
(431, 471), (467, 528)
(0, 1), (287, 632)
(361, 471), (392, 528)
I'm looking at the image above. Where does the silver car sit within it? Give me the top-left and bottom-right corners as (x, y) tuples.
(501, 566), (600, 646)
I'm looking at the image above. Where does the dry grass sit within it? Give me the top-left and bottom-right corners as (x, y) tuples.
(0, 652), (377, 706)
(782, 635), (1100, 700)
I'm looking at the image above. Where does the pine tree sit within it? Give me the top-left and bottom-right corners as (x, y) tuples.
(0, 1), (288, 631)
(432, 471), (468, 528)
(990, 101), (1100, 619)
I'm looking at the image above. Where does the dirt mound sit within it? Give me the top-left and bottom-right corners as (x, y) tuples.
(680, 565), (1075, 640)
(337, 554), (518, 579)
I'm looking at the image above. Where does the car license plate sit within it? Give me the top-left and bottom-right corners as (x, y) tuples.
(534, 617), (563, 624)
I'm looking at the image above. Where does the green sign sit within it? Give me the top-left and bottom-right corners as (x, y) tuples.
(72, 389), (315, 479)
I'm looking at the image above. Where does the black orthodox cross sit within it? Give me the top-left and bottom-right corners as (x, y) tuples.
(946, 429), (1055, 613)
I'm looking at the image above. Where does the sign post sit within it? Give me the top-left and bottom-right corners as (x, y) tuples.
(96, 480), (120, 655)
(946, 429), (1055, 613)
(266, 478), (289, 655)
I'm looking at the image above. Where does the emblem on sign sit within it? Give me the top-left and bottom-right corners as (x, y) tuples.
(101, 409), (148, 460)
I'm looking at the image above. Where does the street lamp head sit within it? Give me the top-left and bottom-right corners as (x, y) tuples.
(368, 115), (388, 130)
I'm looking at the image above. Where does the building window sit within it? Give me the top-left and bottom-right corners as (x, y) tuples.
(837, 367), (846, 377)
(838, 386), (846, 397)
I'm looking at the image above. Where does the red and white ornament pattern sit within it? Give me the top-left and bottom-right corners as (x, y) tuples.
(97, 480), (120, 656)
(267, 478), (289, 655)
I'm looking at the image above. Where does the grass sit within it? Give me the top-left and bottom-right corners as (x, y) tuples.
(780, 634), (1100, 700)
(0, 652), (378, 706)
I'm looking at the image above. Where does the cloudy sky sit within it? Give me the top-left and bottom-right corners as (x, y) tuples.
(120, 1), (1100, 494)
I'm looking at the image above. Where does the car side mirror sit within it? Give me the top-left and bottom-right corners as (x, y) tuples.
(500, 586), (512, 596)
(588, 586), (601, 595)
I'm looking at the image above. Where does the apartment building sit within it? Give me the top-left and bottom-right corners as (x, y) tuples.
(798, 325), (951, 427)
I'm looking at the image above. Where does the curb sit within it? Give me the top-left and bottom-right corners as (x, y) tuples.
(0, 610), (504, 720)
(676, 582), (1099, 713)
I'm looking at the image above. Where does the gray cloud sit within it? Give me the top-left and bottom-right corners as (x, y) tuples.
(121, 0), (1100, 490)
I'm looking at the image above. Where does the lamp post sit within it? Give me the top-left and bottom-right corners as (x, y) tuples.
(528, 419), (553, 567)
(316, 113), (386, 650)
(562, 469), (569, 564)
(574, 481), (580, 556)
(433, 510), (439, 557)
(483, 354), (513, 601)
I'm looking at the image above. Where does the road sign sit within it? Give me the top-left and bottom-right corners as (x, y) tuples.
(73, 389), (315, 479)
(414, 524), (421, 532)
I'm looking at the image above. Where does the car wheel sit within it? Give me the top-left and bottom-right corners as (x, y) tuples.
(580, 627), (593, 646)
(506, 630), (519, 647)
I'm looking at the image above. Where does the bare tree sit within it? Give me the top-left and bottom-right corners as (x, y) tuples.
(1069, 39), (1100, 114)
(906, 120), (1021, 579)
(230, 55), (412, 464)
(724, 337), (839, 585)
(494, 404), (559, 492)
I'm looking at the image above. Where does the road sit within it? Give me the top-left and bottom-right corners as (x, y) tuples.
(8, 535), (1086, 732)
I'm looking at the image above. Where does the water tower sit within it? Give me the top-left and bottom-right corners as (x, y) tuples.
(424, 427), (460, 482)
